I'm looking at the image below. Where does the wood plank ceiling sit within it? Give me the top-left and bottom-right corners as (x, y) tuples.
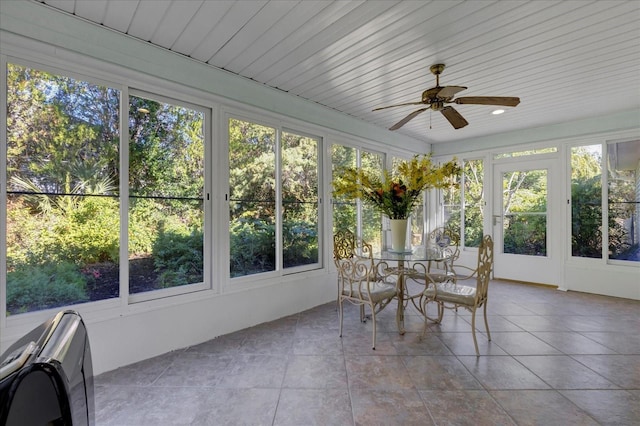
(34, 0), (640, 144)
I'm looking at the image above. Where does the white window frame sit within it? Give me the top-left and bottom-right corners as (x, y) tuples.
(126, 89), (212, 304)
(1, 55), (215, 322)
(225, 112), (324, 287)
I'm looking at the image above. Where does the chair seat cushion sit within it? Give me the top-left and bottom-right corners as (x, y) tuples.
(424, 282), (476, 305)
(343, 281), (397, 302)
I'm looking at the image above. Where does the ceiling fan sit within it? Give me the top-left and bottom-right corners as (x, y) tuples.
(373, 64), (520, 130)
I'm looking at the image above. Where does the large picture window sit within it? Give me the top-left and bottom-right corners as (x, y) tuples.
(4, 63), (209, 316)
(444, 159), (484, 249)
(128, 93), (205, 295)
(570, 140), (639, 263)
(361, 151), (384, 248)
(6, 63), (120, 315)
(281, 130), (320, 269)
(571, 144), (603, 258)
(607, 139), (639, 262)
(331, 144), (384, 250)
(331, 144), (356, 234)
(229, 118), (276, 277)
(228, 118), (321, 278)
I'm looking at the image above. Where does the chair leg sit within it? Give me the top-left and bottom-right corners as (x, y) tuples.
(470, 307), (480, 356)
(437, 301), (444, 323)
(483, 301), (491, 341)
(338, 299), (344, 338)
(370, 303), (377, 350)
(360, 305), (366, 322)
(420, 298), (429, 338)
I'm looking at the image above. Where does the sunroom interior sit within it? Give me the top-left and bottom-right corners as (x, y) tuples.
(1, 0), (639, 379)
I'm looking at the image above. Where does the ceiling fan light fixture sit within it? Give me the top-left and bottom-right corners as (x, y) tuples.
(492, 109), (505, 115)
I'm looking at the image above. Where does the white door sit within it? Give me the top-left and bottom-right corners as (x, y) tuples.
(492, 159), (561, 285)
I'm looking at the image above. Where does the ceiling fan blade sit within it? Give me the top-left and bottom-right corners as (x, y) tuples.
(454, 96), (520, 107)
(389, 108), (429, 130)
(373, 101), (425, 111)
(436, 85), (467, 99)
(441, 106), (469, 129)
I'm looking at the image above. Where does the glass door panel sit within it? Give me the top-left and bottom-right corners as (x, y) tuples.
(493, 159), (560, 285)
(502, 170), (547, 256)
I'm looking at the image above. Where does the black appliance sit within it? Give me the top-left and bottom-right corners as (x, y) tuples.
(0, 310), (94, 425)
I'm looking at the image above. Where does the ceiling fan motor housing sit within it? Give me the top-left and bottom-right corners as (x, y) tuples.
(430, 101), (444, 111)
(422, 87), (443, 103)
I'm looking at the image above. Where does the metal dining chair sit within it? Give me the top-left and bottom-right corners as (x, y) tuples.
(333, 230), (397, 349)
(421, 235), (494, 355)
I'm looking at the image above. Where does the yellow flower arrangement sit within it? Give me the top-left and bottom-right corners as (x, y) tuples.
(332, 154), (461, 219)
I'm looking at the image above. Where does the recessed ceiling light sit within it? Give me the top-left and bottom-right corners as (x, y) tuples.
(492, 109), (505, 115)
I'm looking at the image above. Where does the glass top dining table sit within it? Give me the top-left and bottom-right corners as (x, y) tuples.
(369, 247), (450, 335)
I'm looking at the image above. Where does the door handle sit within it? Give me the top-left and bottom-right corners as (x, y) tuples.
(492, 215), (501, 226)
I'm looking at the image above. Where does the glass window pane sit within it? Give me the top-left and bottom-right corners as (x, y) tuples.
(332, 144), (356, 233)
(229, 118), (276, 277)
(571, 145), (603, 258)
(410, 192), (425, 248)
(607, 140), (640, 262)
(331, 145), (384, 250)
(282, 131), (319, 268)
(502, 170), (547, 256)
(442, 158), (483, 248)
(6, 64), (120, 315)
(361, 151), (383, 249)
(464, 159), (484, 248)
(129, 95), (204, 292)
(443, 179), (460, 235)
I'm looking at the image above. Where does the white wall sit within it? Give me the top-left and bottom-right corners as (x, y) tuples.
(1, 271), (335, 374)
(86, 273), (335, 374)
(565, 262), (640, 300)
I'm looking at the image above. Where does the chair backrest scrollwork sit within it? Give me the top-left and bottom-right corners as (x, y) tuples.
(475, 235), (494, 303)
(333, 229), (356, 264)
(426, 227), (460, 273)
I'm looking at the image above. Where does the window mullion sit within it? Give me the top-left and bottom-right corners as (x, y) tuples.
(275, 128), (283, 272)
(120, 86), (130, 307)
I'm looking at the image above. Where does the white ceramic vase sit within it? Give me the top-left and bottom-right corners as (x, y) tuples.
(389, 218), (408, 252)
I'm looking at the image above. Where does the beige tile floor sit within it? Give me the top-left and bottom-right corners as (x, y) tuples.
(94, 279), (640, 425)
